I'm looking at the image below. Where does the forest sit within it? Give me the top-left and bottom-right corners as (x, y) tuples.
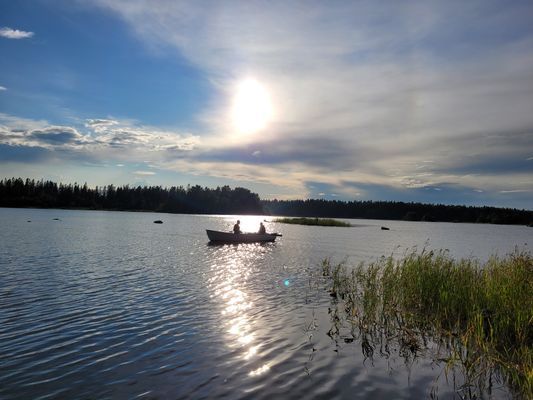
(1, 177), (532, 225)
(0, 178), (263, 215)
(262, 198), (532, 225)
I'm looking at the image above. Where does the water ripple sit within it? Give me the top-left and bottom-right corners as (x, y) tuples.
(1, 209), (526, 399)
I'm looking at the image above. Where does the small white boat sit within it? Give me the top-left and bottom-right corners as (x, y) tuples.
(206, 229), (281, 243)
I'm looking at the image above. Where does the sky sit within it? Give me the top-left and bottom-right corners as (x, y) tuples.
(1, 0), (532, 209)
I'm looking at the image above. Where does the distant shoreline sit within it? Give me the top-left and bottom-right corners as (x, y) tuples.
(1, 178), (532, 226)
(2, 206), (532, 228)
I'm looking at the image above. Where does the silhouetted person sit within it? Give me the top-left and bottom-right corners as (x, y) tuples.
(233, 220), (242, 234)
(258, 222), (266, 234)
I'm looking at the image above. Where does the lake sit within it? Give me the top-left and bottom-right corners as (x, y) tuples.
(1, 208), (531, 399)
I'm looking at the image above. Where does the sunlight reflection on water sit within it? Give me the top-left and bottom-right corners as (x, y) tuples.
(208, 243), (272, 378)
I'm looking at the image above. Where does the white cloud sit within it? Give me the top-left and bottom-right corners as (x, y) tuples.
(499, 189), (531, 194)
(0, 27), (34, 39)
(0, 116), (89, 149)
(88, 1), (533, 201)
(2, 108), (530, 202)
(0, 86), (6, 91)
(0, 113), (200, 159)
(1, 2), (532, 205)
(85, 118), (119, 133)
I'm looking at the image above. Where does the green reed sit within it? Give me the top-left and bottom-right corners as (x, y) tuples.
(274, 217), (351, 227)
(321, 249), (532, 398)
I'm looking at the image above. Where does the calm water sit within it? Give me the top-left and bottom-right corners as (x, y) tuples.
(1, 208), (531, 399)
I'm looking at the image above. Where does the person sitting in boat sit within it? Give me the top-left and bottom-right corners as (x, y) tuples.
(258, 222), (266, 234)
(233, 220), (242, 234)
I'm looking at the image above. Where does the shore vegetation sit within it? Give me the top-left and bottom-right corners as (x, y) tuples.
(320, 249), (532, 398)
(274, 217), (351, 227)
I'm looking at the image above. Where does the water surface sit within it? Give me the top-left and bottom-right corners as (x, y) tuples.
(1, 208), (530, 399)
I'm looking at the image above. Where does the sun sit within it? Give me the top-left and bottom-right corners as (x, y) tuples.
(231, 78), (273, 134)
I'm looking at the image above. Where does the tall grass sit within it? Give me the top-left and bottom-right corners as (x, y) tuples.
(274, 217), (351, 227)
(321, 249), (532, 398)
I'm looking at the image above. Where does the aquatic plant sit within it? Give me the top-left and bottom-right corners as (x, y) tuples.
(320, 249), (532, 398)
(274, 217), (351, 227)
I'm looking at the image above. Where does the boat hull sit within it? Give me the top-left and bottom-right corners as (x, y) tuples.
(206, 229), (279, 243)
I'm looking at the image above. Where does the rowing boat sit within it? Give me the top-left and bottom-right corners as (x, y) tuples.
(206, 229), (281, 243)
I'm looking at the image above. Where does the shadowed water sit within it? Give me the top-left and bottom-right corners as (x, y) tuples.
(0, 208), (530, 399)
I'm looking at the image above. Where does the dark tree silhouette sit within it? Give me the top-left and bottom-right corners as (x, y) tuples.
(0, 178), (263, 215)
(261, 199), (532, 225)
(0, 177), (531, 225)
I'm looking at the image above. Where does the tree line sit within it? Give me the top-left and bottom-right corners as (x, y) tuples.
(0, 178), (263, 215)
(261, 198), (532, 225)
(1, 177), (531, 225)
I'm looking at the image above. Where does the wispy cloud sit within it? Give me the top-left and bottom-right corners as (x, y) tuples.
(86, 1), (533, 202)
(134, 170), (156, 176)
(0, 122), (88, 149)
(29, 127), (88, 145)
(499, 189), (531, 194)
(0, 27), (34, 39)
(0, 113), (199, 160)
(0, 86), (6, 91)
(2, 2), (532, 207)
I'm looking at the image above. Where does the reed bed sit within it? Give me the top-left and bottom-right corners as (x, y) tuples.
(274, 217), (351, 227)
(321, 249), (532, 398)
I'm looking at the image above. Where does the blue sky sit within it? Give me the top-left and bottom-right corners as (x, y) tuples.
(1, 0), (532, 209)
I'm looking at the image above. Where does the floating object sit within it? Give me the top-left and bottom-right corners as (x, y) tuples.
(381, 226), (390, 230)
(53, 218), (60, 221)
(154, 220), (163, 224)
(206, 229), (282, 243)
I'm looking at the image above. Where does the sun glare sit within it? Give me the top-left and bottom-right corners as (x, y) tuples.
(232, 78), (273, 134)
